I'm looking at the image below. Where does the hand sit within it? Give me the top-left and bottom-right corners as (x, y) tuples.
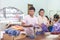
(29, 24), (33, 27)
(39, 24), (42, 27)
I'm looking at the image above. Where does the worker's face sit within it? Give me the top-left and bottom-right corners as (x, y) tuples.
(54, 18), (58, 22)
(28, 10), (35, 16)
(39, 11), (44, 16)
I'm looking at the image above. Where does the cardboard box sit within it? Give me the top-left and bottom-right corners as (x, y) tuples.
(3, 33), (26, 40)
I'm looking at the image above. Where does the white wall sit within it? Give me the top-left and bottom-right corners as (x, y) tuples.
(0, 0), (28, 15)
(47, 0), (60, 17)
(48, 0), (60, 10)
(0, 0), (48, 16)
(0, 0), (60, 16)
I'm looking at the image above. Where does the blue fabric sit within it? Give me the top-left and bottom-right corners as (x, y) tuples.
(36, 31), (44, 35)
(48, 26), (53, 32)
(28, 35), (35, 39)
(41, 23), (49, 32)
(5, 28), (20, 36)
(51, 22), (60, 32)
(36, 31), (41, 35)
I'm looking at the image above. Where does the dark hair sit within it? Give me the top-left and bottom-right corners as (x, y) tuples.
(29, 7), (35, 11)
(45, 16), (49, 20)
(54, 14), (59, 20)
(39, 9), (45, 15)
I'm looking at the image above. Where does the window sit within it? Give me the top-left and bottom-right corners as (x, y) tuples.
(0, 7), (24, 22)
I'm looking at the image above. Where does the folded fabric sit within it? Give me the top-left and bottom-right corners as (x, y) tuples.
(5, 28), (20, 36)
(24, 27), (34, 36)
(41, 23), (49, 32)
(48, 26), (53, 32)
(52, 22), (60, 32)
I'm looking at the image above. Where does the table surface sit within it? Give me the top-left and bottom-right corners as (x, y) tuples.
(2, 33), (60, 40)
(20, 34), (60, 40)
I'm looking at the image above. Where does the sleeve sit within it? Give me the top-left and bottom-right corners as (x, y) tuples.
(35, 17), (39, 24)
(37, 16), (40, 24)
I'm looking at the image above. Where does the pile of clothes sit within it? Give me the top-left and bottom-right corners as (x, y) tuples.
(36, 23), (49, 35)
(5, 28), (20, 36)
(5, 25), (24, 36)
(41, 23), (49, 32)
(52, 21), (60, 33)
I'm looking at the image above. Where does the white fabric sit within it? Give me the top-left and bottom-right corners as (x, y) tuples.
(37, 15), (48, 25)
(46, 35), (59, 38)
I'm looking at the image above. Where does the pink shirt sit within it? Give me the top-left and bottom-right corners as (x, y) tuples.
(22, 15), (38, 26)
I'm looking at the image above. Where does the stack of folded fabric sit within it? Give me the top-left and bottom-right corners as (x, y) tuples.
(5, 25), (24, 36)
(5, 28), (20, 36)
(41, 23), (49, 32)
(51, 21), (60, 34)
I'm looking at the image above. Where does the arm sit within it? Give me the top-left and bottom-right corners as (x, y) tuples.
(22, 22), (33, 27)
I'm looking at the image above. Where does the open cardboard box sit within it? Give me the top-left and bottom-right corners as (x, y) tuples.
(3, 33), (26, 40)
(2, 23), (26, 40)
